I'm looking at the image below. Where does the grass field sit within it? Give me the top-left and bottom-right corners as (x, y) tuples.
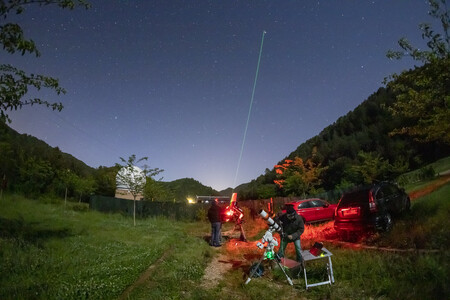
(1, 182), (449, 299)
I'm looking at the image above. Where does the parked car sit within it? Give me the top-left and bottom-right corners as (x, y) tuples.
(282, 198), (337, 223)
(334, 182), (411, 237)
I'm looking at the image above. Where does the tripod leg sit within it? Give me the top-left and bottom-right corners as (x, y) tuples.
(239, 224), (247, 242)
(275, 257), (293, 286)
(245, 255), (265, 285)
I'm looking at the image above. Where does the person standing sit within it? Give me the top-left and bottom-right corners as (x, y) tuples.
(208, 198), (223, 247)
(275, 205), (305, 263)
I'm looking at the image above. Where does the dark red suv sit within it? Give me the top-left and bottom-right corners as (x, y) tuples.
(334, 182), (410, 237)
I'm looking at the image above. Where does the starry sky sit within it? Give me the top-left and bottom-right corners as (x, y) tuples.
(5, 0), (436, 191)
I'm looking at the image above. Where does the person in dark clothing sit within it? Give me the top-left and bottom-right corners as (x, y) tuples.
(207, 199), (223, 247)
(274, 205), (305, 263)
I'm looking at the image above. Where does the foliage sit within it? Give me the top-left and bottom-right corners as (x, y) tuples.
(0, 64), (64, 122)
(73, 175), (96, 202)
(160, 177), (220, 202)
(93, 166), (118, 197)
(274, 156), (327, 197)
(115, 154), (163, 226)
(350, 151), (390, 184)
(195, 207), (208, 222)
(386, 0), (449, 63)
(385, 59), (450, 144)
(385, 0), (450, 144)
(19, 156), (54, 197)
(0, 0), (90, 123)
(143, 177), (174, 201)
(0, 121), (98, 199)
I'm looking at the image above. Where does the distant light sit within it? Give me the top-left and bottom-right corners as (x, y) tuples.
(187, 197), (195, 204)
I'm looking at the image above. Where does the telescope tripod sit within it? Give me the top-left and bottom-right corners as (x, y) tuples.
(244, 251), (293, 286)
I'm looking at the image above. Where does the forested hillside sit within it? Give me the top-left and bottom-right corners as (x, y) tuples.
(161, 178), (220, 201)
(0, 122), (118, 199)
(235, 84), (449, 200)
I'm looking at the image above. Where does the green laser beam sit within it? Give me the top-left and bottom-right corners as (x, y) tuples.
(233, 30), (266, 188)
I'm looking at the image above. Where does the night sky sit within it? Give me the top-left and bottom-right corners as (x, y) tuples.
(5, 0), (435, 191)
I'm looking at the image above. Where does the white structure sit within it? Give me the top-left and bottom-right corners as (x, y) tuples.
(115, 166), (145, 200)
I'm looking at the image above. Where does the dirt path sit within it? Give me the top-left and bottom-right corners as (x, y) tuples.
(409, 174), (450, 200)
(200, 253), (234, 289)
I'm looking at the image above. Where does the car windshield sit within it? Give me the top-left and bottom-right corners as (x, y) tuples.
(340, 189), (370, 205)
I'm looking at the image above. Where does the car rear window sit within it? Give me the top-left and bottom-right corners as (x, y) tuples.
(339, 189), (370, 205)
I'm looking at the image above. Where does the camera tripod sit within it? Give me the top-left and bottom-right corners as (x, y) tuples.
(244, 249), (293, 286)
(244, 211), (293, 286)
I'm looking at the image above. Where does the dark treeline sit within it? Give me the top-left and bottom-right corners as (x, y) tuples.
(0, 122), (117, 200)
(0, 123), (220, 202)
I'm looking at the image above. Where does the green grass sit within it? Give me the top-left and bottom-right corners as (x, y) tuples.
(429, 156), (450, 174)
(401, 155), (450, 192)
(0, 195), (212, 299)
(1, 182), (449, 299)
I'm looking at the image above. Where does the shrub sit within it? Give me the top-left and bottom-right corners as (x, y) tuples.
(195, 208), (207, 222)
(71, 203), (89, 212)
(419, 166), (435, 180)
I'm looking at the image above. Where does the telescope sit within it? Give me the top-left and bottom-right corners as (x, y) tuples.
(259, 209), (281, 232)
(256, 210), (281, 251)
(245, 210), (293, 286)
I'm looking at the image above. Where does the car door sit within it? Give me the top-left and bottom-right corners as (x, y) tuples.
(380, 184), (396, 213)
(318, 199), (334, 220)
(310, 199), (327, 221)
(388, 184), (403, 213)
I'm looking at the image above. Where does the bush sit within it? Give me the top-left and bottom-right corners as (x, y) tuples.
(37, 194), (61, 205)
(195, 208), (207, 222)
(71, 203), (89, 212)
(419, 166), (435, 180)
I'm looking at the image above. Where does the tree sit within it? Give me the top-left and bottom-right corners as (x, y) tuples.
(55, 168), (77, 204)
(385, 0), (450, 144)
(74, 176), (96, 202)
(19, 156), (54, 196)
(256, 184), (276, 199)
(143, 178), (173, 202)
(116, 155), (163, 226)
(350, 151), (390, 184)
(0, 0), (90, 123)
(274, 157), (326, 197)
(93, 166), (118, 197)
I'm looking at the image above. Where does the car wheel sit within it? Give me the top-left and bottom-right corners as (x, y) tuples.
(382, 213), (393, 232)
